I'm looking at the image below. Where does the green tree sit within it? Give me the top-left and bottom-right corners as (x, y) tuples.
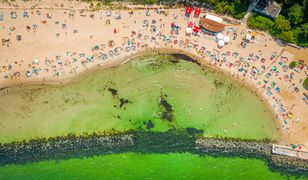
(304, 78), (308, 90)
(299, 23), (308, 39)
(146, 0), (156, 4)
(296, 23), (308, 46)
(289, 61), (299, 68)
(278, 31), (295, 43)
(288, 3), (304, 25)
(247, 15), (274, 31)
(273, 15), (291, 34)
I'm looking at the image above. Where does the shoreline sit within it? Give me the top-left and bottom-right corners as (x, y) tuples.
(0, 129), (307, 177)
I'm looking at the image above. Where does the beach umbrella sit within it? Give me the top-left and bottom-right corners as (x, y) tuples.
(194, 8), (201, 15)
(218, 40), (225, 47)
(187, 21), (193, 27)
(216, 33), (223, 40)
(186, 7), (193, 14)
(185, 27), (192, 34)
(223, 36), (230, 43)
(193, 25), (200, 33)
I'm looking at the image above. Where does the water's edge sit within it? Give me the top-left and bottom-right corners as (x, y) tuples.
(0, 129), (307, 177)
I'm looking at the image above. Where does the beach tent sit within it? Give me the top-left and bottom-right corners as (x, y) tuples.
(218, 40), (225, 47)
(114, 14), (121, 19)
(186, 7), (193, 13)
(194, 8), (201, 16)
(193, 25), (200, 33)
(33, 58), (39, 65)
(106, 11), (112, 17)
(223, 36), (230, 43)
(185, 27), (192, 35)
(216, 33), (223, 40)
(245, 34), (252, 41)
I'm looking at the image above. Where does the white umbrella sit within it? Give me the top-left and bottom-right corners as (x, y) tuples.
(185, 27), (192, 34)
(216, 33), (223, 40)
(218, 40), (225, 47)
(223, 36), (230, 43)
(246, 34), (252, 41)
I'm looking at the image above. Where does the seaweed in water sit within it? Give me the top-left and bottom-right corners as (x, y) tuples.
(159, 95), (174, 122)
(107, 87), (118, 97)
(119, 98), (131, 108)
(214, 79), (224, 89)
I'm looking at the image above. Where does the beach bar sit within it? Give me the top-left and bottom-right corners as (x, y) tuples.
(199, 13), (225, 35)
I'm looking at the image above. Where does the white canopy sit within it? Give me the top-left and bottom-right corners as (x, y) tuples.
(218, 40), (225, 47)
(205, 13), (223, 23)
(246, 34), (252, 41)
(216, 33), (224, 40)
(185, 27), (192, 34)
(33, 58), (39, 64)
(223, 36), (230, 43)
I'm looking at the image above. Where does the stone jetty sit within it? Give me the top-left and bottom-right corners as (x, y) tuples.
(0, 129), (307, 177)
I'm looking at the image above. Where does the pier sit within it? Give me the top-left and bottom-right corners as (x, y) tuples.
(272, 144), (308, 160)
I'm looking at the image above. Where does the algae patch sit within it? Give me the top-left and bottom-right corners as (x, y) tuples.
(158, 94), (174, 122)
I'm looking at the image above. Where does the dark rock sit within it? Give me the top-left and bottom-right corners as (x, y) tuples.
(146, 120), (155, 130)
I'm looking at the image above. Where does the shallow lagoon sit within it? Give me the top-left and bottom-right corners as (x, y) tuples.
(0, 54), (303, 179)
(0, 54), (277, 143)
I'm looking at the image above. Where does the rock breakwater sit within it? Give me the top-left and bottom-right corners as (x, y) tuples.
(0, 129), (307, 177)
(0, 131), (134, 166)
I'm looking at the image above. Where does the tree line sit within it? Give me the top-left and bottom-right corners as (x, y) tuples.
(248, 0), (308, 46)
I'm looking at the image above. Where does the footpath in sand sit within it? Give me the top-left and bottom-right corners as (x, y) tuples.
(0, 0), (307, 151)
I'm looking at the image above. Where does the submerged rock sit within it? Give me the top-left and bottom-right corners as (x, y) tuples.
(146, 120), (155, 130)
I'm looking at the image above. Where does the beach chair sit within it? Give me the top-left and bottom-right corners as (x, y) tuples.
(146, 10), (150, 16)
(114, 14), (121, 20)
(16, 35), (22, 41)
(10, 12), (17, 19)
(23, 12), (29, 18)
(0, 12), (3, 21)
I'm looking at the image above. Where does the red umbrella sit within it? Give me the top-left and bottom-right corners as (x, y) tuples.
(193, 25), (200, 33)
(195, 8), (201, 15)
(186, 7), (193, 13)
(187, 21), (193, 27)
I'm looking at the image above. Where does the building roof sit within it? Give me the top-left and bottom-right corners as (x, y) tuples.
(254, 0), (281, 18)
(205, 13), (223, 23)
(199, 17), (225, 33)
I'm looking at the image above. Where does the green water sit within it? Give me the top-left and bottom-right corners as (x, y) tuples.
(0, 54), (302, 179)
(0, 54), (277, 143)
(0, 153), (304, 179)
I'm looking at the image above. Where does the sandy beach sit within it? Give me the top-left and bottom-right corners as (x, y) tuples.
(0, 0), (307, 151)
